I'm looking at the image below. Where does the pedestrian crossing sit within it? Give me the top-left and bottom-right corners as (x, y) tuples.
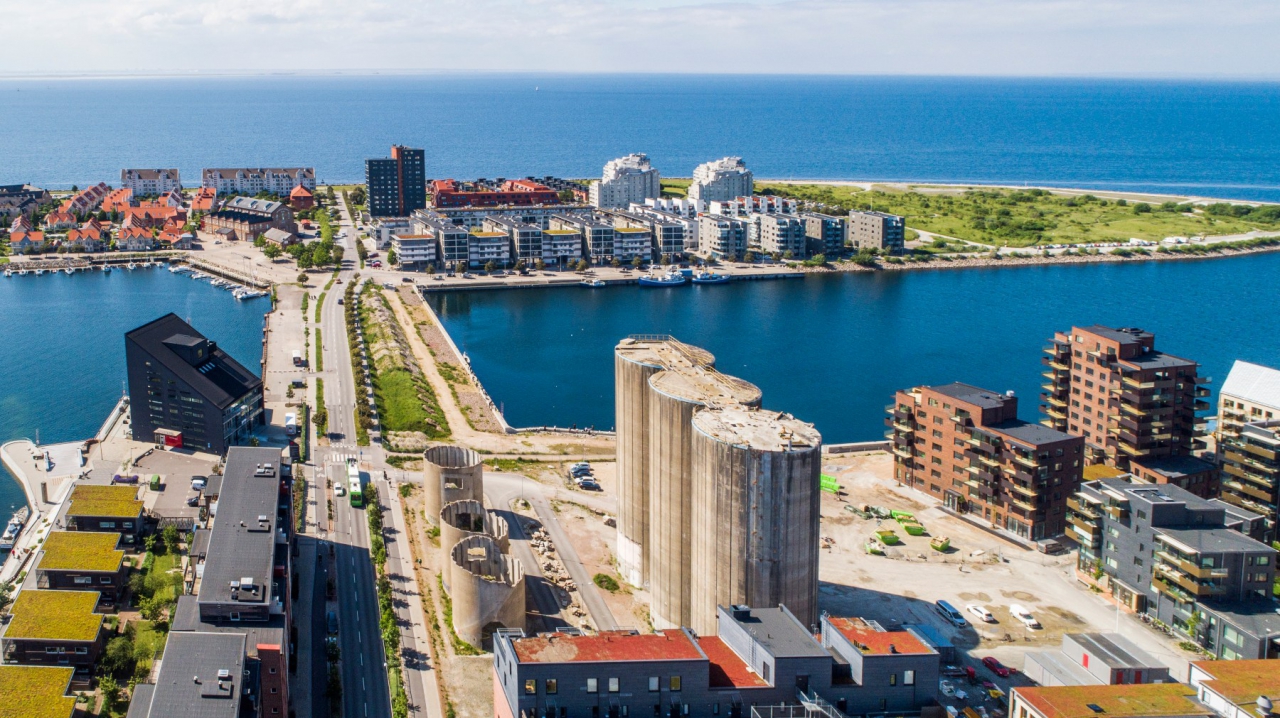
(326, 450), (360, 464)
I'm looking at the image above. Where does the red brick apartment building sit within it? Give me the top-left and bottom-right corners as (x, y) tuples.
(1042, 325), (1217, 497)
(430, 178), (560, 208)
(888, 382), (1085, 541)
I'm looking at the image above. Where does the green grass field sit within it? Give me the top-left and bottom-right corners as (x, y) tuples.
(661, 179), (691, 197)
(758, 183), (1280, 248)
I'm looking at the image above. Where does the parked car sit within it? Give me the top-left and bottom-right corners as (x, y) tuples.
(570, 465), (593, 476)
(940, 665), (968, 678)
(981, 656), (1012, 678)
(327, 611), (339, 635)
(191, 477), (207, 491)
(401, 277), (413, 283)
(186, 496), (200, 507)
(337, 298), (344, 305)
(966, 604), (996, 623)
(571, 461), (591, 470)
(335, 484), (345, 496)
(939, 680), (956, 697)
(578, 479), (601, 491)
(1010, 604), (1041, 629)
(935, 599), (968, 628)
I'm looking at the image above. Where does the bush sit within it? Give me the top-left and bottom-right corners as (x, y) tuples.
(593, 574), (619, 592)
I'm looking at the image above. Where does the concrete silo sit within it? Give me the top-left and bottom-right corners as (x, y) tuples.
(613, 336), (714, 588)
(687, 408), (822, 636)
(423, 445), (484, 525)
(440, 499), (510, 591)
(449, 534), (525, 649)
(646, 366), (761, 630)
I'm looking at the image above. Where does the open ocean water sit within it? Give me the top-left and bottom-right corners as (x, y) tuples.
(3, 74), (1280, 200)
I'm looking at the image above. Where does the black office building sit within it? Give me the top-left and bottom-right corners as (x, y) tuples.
(365, 144), (425, 217)
(125, 314), (264, 454)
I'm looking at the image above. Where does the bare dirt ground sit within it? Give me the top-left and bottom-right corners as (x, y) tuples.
(548, 493), (650, 631)
(818, 451), (1196, 686)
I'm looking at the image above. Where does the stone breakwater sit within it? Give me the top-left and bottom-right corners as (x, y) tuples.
(797, 243), (1280, 274)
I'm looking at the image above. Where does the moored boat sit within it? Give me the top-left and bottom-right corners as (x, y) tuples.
(637, 269), (687, 287)
(1, 507), (30, 551)
(691, 270), (730, 284)
(580, 278), (607, 287)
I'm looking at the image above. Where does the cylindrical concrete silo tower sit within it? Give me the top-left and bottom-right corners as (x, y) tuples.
(440, 499), (510, 591)
(613, 336), (713, 588)
(449, 534), (525, 649)
(688, 407), (822, 637)
(646, 367), (761, 630)
(423, 445), (484, 525)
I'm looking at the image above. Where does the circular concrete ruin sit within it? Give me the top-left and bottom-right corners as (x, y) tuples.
(440, 499), (510, 591)
(449, 534), (525, 649)
(423, 445), (483, 525)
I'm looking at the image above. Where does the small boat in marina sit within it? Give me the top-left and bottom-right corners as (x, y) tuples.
(35, 268), (44, 275)
(1, 506), (30, 551)
(691, 270), (730, 285)
(127, 263), (137, 270)
(637, 269), (687, 287)
(580, 278), (607, 288)
(102, 265), (112, 272)
(63, 267), (74, 275)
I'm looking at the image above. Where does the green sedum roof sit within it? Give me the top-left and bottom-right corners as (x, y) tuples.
(66, 484), (143, 518)
(4, 590), (103, 642)
(38, 532), (124, 572)
(0, 665), (76, 718)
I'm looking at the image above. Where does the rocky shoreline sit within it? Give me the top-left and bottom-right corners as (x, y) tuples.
(795, 243), (1280, 274)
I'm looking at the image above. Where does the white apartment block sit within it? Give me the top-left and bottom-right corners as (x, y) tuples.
(630, 206), (698, 252)
(698, 214), (748, 260)
(1217, 360), (1280, 441)
(390, 233), (438, 267)
(688, 157), (753, 203)
(590, 154), (660, 209)
(467, 230), (510, 267)
(551, 215), (615, 262)
(201, 167), (316, 196)
(542, 229), (584, 264)
(371, 217), (413, 249)
(611, 226), (652, 262)
(120, 169), (181, 196)
(641, 197), (703, 217)
(753, 213), (807, 256)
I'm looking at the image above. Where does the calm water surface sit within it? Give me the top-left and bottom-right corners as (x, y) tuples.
(0, 270), (267, 517)
(429, 253), (1280, 442)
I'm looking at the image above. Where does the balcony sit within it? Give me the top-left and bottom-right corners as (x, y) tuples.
(1242, 442), (1278, 461)
(1154, 564), (1227, 597)
(1044, 406), (1068, 420)
(1043, 394), (1068, 408)
(1194, 400), (1212, 412)
(1068, 522), (1102, 548)
(1088, 349), (1117, 363)
(1067, 496), (1101, 519)
(1221, 462), (1277, 490)
(891, 420), (915, 433)
(1121, 403), (1149, 417)
(1010, 452), (1038, 469)
(1122, 376), (1157, 390)
(1044, 344), (1069, 356)
(1007, 496), (1038, 513)
(1117, 441), (1148, 456)
(1042, 358), (1071, 371)
(892, 447), (914, 460)
(1067, 512), (1100, 536)
(1195, 375), (1212, 384)
(1223, 479), (1274, 503)
(1156, 551), (1230, 580)
(950, 414), (973, 427)
(978, 455), (1001, 468)
(1011, 467), (1036, 483)
(966, 435), (998, 453)
(1152, 576), (1195, 604)
(1195, 387), (1211, 398)
(1001, 479), (1038, 498)
(1217, 491), (1276, 518)
(1105, 503), (1129, 520)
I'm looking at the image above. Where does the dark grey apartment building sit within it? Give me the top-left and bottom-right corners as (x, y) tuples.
(847, 211), (905, 255)
(1219, 420), (1279, 544)
(802, 212), (847, 257)
(125, 314), (263, 455)
(1068, 478), (1280, 659)
(493, 605), (939, 718)
(366, 144), (426, 217)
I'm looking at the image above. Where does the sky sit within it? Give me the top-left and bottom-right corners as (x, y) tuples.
(4, 0), (1280, 77)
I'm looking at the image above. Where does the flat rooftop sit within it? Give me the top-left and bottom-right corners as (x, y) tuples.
(826, 617), (933, 655)
(513, 629), (703, 664)
(927, 382), (1012, 411)
(1156, 527), (1270, 554)
(649, 365), (761, 409)
(66, 484), (143, 518)
(3, 590), (103, 642)
(699, 636), (767, 688)
(1084, 465), (1129, 481)
(1191, 659), (1280, 705)
(1132, 455), (1218, 479)
(991, 419), (1077, 447)
(0, 666), (76, 718)
(1014, 683), (1206, 718)
(136, 631), (246, 718)
(1068, 633), (1161, 669)
(196, 447), (285, 609)
(722, 606), (828, 658)
(692, 408), (821, 452)
(614, 335), (715, 373)
(37, 531), (123, 572)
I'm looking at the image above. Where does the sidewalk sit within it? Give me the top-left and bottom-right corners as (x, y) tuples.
(382, 476), (444, 718)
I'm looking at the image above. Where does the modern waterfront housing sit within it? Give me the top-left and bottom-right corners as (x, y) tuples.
(888, 382), (1085, 541)
(688, 157), (753, 203)
(390, 233), (438, 268)
(591, 153), (661, 209)
(120, 168), (181, 196)
(125, 313), (264, 454)
(1188, 660), (1280, 718)
(1218, 420), (1279, 544)
(847, 210), (905, 255)
(64, 485), (145, 546)
(201, 167), (315, 196)
(698, 214), (748, 260)
(1068, 478), (1280, 659)
(366, 144), (427, 218)
(803, 212), (848, 256)
(430, 178), (560, 208)
(752, 212), (807, 256)
(1042, 325), (1216, 496)
(32, 532), (127, 609)
(0, 590), (105, 682)
(1217, 361), (1280, 442)
(494, 605), (940, 718)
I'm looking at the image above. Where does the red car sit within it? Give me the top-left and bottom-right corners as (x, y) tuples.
(982, 656), (1012, 678)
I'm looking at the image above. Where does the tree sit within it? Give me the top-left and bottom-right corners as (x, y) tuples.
(331, 245), (344, 263)
(297, 252), (314, 270)
(455, 262), (466, 276)
(514, 260), (527, 272)
(99, 675), (121, 716)
(162, 525), (180, 555)
(535, 258), (545, 271)
(349, 186), (367, 205)
(575, 259), (588, 271)
(484, 260), (497, 273)
(101, 636), (135, 677)
(783, 250), (794, 260)
(611, 258), (622, 268)
(262, 243), (282, 261)
(297, 272), (309, 285)
(661, 253), (671, 265)
(312, 244), (331, 267)
(744, 250), (756, 262)
(386, 248), (397, 265)
(425, 263), (435, 274)
(631, 256), (643, 268)
(253, 234), (267, 248)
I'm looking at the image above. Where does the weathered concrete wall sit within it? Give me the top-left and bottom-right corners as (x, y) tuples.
(440, 499), (510, 592)
(688, 408), (822, 636)
(614, 347), (662, 589)
(450, 534), (525, 649)
(423, 445), (483, 526)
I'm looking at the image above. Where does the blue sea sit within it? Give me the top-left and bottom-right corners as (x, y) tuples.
(3, 74), (1280, 200)
(0, 270), (267, 523)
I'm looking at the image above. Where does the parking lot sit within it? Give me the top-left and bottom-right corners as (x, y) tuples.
(818, 451), (1197, 694)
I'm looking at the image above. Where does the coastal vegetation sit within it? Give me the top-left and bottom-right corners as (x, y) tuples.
(758, 183), (1280, 247)
(366, 496), (411, 718)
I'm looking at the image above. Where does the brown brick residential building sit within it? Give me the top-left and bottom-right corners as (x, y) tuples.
(201, 196), (296, 242)
(1041, 325), (1216, 497)
(888, 382), (1085, 541)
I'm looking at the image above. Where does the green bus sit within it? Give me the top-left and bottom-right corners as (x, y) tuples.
(347, 458), (363, 508)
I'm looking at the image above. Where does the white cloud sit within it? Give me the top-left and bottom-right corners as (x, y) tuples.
(4, 0), (1280, 76)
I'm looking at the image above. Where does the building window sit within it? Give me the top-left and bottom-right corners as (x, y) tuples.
(100, 577), (112, 584)
(609, 678), (619, 693)
(546, 679), (557, 694)
(649, 677), (659, 692)
(890, 673), (897, 686)
(525, 680), (537, 695)
(100, 522), (116, 529)
(904, 671), (915, 686)
(587, 678), (598, 693)
(669, 676), (681, 692)
(74, 576), (93, 585)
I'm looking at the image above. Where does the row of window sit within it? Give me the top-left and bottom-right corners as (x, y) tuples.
(525, 676), (683, 696)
